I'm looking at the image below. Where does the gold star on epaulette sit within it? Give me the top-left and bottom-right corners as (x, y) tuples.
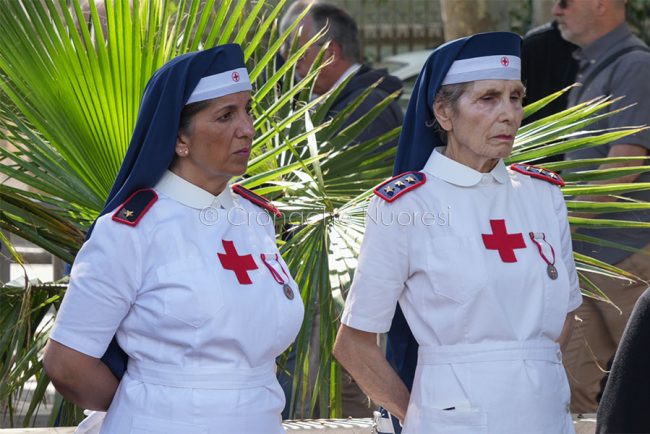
(395, 181), (406, 188)
(123, 209), (134, 218)
(405, 176), (415, 184)
(384, 185), (395, 194)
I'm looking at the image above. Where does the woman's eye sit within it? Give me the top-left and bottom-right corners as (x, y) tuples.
(480, 96), (493, 101)
(218, 112), (232, 121)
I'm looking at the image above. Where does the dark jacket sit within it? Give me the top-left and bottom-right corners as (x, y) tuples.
(521, 21), (578, 124)
(597, 288), (650, 434)
(329, 64), (403, 154)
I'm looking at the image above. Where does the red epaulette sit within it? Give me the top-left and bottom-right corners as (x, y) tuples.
(112, 189), (158, 226)
(232, 185), (282, 218)
(510, 163), (565, 187)
(373, 171), (426, 203)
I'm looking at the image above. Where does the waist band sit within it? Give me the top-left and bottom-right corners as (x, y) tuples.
(418, 340), (562, 365)
(127, 360), (276, 389)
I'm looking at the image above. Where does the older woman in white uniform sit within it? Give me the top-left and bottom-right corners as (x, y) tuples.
(334, 32), (581, 433)
(43, 44), (304, 434)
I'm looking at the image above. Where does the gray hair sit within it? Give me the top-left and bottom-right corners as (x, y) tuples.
(429, 82), (473, 144)
(280, 1), (362, 63)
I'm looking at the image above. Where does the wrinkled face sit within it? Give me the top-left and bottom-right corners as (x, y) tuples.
(174, 91), (255, 187)
(552, 0), (598, 47)
(435, 80), (524, 171)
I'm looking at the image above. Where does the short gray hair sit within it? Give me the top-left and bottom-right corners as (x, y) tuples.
(310, 3), (361, 63)
(429, 82), (473, 144)
(280, 1), (362, 63)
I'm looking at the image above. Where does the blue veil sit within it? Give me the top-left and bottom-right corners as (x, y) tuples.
(86, 44), (249, 379)
(383, 32), (521, 432)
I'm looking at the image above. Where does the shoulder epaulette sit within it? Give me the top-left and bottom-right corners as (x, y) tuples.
(373, 171), (426, 202)
(511, 163), (565, 187)
(232, 184), (282, 218)
(112, 189), (158, 226)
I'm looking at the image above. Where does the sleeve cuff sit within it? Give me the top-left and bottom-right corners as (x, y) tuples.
(49, 327), (108, 359)
(341, 311), (390, 333)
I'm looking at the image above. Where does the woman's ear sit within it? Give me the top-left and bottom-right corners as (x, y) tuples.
(175, 134), (189, 157)
(433, 101), (453, 132)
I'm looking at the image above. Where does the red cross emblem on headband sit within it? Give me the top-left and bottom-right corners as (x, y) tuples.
(501, 56), (510, 67)
(218, 240), (258, 284)
(231, 71), (240, 82)
(482, 219), (526, 263)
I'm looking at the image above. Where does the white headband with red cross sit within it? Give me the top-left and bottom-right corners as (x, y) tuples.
(186, 67), (252, 104)
(442, 54), (521, 86)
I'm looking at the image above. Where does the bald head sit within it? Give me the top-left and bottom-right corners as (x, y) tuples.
(552, 0), (627, 48)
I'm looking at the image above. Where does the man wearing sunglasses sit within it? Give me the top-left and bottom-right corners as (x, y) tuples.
(552, 0), (650, 417)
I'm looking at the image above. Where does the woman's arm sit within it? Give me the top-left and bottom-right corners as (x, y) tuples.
(556, 312), (575, 353)
(333, 324), (410, 421)
(43, 339), (119, 411)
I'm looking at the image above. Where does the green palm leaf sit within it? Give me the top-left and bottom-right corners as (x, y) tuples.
(2, 0), (650, 427)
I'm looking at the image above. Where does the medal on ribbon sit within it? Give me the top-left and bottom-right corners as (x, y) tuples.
(528, 232), (558, 280)
(260, 253), (294, 300)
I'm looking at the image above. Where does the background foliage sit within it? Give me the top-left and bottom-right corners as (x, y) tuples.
(1, 0), (649, 428)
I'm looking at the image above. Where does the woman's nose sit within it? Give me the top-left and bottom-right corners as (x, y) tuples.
(499, 100), (519, 123)
(239, 114), (256, 138)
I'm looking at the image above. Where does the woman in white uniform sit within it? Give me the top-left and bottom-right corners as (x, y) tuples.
(333, 32), (581, 434)
(43, 44), (304, 434)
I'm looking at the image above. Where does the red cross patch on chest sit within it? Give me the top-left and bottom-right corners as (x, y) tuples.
(481, 219), (526, 263)
(217, 240), (258, 284)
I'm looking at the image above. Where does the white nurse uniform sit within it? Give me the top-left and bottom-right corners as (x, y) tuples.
(51, 170), (304, 434)
(342, 147), (581, 434)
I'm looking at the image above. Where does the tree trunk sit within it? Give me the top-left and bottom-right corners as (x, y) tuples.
(439, 0), (510, 41)
(531, 0), (556, 28)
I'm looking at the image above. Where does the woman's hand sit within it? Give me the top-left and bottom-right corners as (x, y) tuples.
(43, 339), (119, 411)
(333, 324), (410, 421)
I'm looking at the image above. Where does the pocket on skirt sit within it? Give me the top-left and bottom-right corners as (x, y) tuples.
(418, 407), (487, 434)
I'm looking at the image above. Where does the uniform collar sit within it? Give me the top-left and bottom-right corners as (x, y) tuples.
(155, 170), (236, 209)
(422, 147), (509, 187)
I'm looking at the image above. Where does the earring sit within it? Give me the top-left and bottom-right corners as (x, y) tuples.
(179, 149), (188, 156)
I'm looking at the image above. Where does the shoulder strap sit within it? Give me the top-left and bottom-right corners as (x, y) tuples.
(511, 163), (564, 187)
(574, 45), (650, 102)
(374, 171), (426, 202)
(112, 189), (158, 226)
(232, 184), (282, 218)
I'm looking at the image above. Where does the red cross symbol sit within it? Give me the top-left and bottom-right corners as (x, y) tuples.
(501, 56), (510, 67)
(217, 240), (258, 284)
(231, 71), (240, 82)
(481, 219), (526, 263)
